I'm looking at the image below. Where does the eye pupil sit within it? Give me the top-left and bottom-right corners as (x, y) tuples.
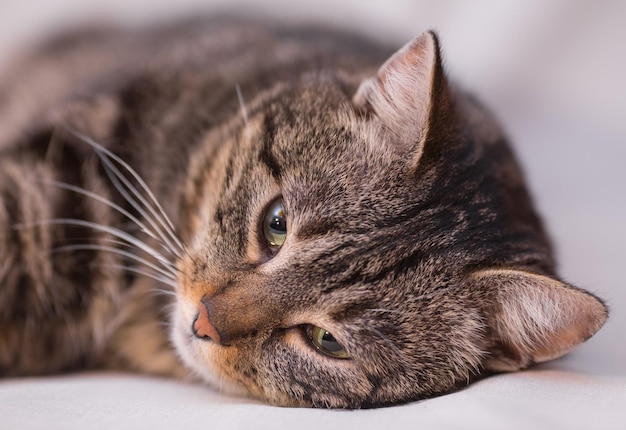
(263, 199), (287, 248)
(269, 215), (286, 233)
(320, 331), (342, 353)
(307, 325), (349, 359)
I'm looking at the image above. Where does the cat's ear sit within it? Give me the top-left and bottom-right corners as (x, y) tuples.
(472, 269), (608, 372)
(352, 30), (453, 164)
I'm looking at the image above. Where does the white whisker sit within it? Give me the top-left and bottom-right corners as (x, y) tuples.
(369, 327), (403, 358)
(99, 237), (135, 249)
(52, 243), (177, 281)
(97, 151), (181, 258)
(69, 130), (185, 253)
(37, 178), (160, 243)
(16, 218), (177, 275)
(235, 84), (248, 125)
(147, 289), (177, 298)
(90, 262), (178, 290)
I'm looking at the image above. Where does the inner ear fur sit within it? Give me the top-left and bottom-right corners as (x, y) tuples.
(352, 30), (455, 169)
(470, 269), (608, 372)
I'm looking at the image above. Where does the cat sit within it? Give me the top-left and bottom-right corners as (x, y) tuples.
(0, 18), (608, 408)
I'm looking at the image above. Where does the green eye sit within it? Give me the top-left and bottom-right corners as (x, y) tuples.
(263, 199), (287, 248)
(306, 325), (350, 359)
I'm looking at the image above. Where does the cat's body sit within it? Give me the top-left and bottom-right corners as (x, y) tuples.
(0, 19), (607, 408)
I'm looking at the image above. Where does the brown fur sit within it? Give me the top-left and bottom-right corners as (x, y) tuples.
(0, 19), (607, 408)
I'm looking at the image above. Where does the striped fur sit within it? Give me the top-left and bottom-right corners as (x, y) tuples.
(0, 19), (607, 408)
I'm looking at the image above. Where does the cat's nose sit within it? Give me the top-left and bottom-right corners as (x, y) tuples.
(192, 299), (222, 344)
(190, 288), (281, 345)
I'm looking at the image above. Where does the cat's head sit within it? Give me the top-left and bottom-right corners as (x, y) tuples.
(172, 31), (607, 408)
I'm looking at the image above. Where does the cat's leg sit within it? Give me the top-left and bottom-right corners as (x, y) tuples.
(0, 149), (122, 376)
(0, 159), (60, 321)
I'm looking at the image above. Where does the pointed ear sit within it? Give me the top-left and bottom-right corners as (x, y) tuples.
(352, 31), (453, 164)
(471, 269), (608, 372)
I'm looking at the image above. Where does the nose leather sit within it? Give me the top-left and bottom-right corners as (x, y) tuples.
(192, 300), (221, 344)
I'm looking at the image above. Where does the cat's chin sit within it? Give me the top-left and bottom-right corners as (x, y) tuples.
(170, 310), (250, 399)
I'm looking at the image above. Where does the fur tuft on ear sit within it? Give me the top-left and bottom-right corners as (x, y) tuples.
(471, 269), (608, 372)
(352, 30), (452, 166)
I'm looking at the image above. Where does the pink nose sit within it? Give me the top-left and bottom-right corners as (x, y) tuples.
(192, 301), (221, 344)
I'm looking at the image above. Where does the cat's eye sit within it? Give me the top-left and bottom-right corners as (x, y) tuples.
(263, 199), (287, 249)
(306, 325), (350, 359)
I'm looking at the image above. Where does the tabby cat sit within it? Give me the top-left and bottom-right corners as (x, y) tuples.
(0, 19), (607, 408)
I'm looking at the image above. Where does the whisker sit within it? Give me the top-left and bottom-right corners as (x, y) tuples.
(235, 84), (248, 125)
(97, 151), (181, 258)
(98, 238), (182, 268)
(160, 302), (178, 319)
(90, 262), (178, 290)
(36, 177), (160, 243)
(162, 300), (177, 310)
(15, 218), (177, 275)
(48, 236), (137, 252)
(69, 129), (185, 254)
(52, 243), (177, 281)
(147, 288), (177, 298)
(369, 327), (404, 359)
(99, 237), (135, 249)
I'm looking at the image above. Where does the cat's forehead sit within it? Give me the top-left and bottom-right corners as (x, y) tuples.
(255, 82), (398, 189)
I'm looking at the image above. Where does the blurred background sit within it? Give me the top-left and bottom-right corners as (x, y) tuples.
(1, 0), (625, 374)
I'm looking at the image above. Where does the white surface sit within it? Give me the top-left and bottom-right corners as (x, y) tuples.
(1, 1), (625, 428)
(2, 371), (625, 430)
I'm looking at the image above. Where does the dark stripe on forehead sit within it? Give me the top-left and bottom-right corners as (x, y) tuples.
(260, 114), (281, 179)
(181, 137), (223, 229)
